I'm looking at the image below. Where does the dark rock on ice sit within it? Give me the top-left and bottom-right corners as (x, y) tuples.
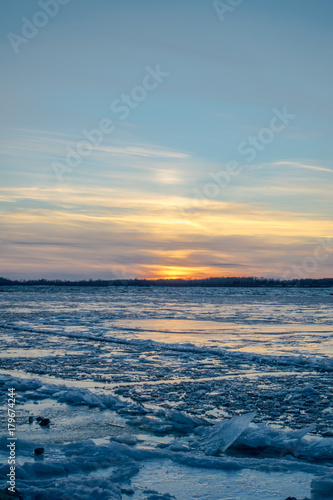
(121, 488), (134, 496)
(34, 447), (44, 455)
(28, 416), (33, 423)
(39, 418), (50, 426)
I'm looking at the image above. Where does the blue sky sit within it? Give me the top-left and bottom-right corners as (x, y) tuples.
(0, 0), (332, 279)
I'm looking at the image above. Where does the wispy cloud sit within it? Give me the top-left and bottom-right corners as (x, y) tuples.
(0, 128), (190, 161)
(251, 159), (333, 174)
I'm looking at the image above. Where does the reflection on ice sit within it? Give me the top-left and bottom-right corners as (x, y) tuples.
(111, 318), (333, 358)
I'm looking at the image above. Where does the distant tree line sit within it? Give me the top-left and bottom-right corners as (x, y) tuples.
(0, 276), (333, 288)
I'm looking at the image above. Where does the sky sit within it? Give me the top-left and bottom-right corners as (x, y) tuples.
(0, 0), (332, 280)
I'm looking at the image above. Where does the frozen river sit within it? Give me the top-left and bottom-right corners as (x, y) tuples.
(0, 286), (332, 499)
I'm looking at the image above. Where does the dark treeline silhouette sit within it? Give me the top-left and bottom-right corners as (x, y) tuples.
(0, 276), (333, 288)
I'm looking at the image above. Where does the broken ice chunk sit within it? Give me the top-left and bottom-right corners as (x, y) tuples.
(166, 410), (206, 433)
(199, 411), (256, 455)
(236, 423), (316, 452)
(297, 437), (333, 460)
(111, 434), (138, 446)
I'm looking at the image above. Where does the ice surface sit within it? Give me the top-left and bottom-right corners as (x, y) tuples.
(20, 480), (122, 500)
(0, 286), (332, 499)
(131, 459), (315, 500)
(234, 423), (316, 453)
(199, 411), (257, 455)
(0, 373), (142, 414)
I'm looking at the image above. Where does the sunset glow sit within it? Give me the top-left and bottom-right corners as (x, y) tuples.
(1, 1), (332, 280)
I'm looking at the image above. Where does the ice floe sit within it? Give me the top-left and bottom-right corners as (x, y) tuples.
(198, 411), (257, 455)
